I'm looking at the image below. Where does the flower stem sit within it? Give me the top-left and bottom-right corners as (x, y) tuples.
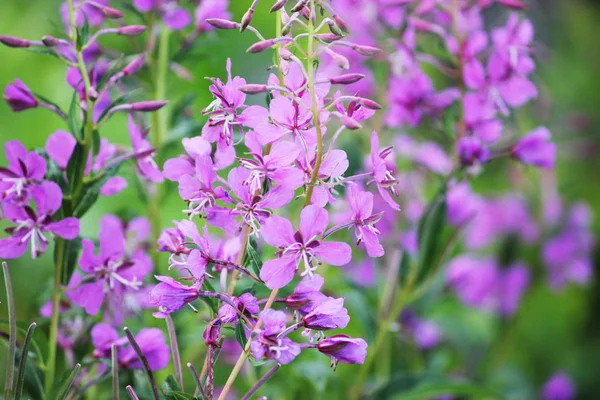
(206, 344), (215, 400)
(2, 262), (16, 400)
(304, 0), (324, 207)
(123, 327), (160, 400)
(240, 363), (281, 400)
(46, 238), (64, 397)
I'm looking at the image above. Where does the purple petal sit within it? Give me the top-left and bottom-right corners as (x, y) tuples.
(299, 205), (329, 240)
(313, 241), (352, 266)
(261, 216), (295, 248)
(100, 177), (128, 196)
(260, 257), (297, 289)
(47, 217), (80, 239)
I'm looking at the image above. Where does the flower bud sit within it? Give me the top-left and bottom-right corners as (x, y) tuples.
(329, 73), (365, 85)
(240, 8), (254, 32)
(498, 0), (526, 9)
(131, 101), (167, 112)
(123, 54), (146, 76)
(329, 51), (350, 70)
(270, 0), (288, 12)
(88, 2), (124, 19)
(206, 18), (239, 30)
(42, 35), (60, 47)
(118, 25), (147, 36)
(247, 39), (276, 54)
(328, 21), (344, 37)
(352, 44), (382, 56)
(238, 84), (268, 94)
(203, 319), (222, 346)
(4, 79), (38, 112)
(280, 48), (293, 61)
(298, 7), (311, 20)
(291, 0), (308, 12)
(317, 335), (367, 365)
(332, 14), (349, 33)
(358, 97), (382, 110)
(316, 33), (342, 44)
(340, 115), (362, 130)
(0, 35), (30, 48)
(88, 87), (99, 101)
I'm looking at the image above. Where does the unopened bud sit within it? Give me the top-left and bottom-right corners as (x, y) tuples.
(270, 0), (288, 12)
(291, 0), (308, 12)
(358, 97), (382, 110)
(206, 18), (239, 30)
(316, 33), (342, 44)
(87, 2), (125, 19)
(240, 8), (254, 32)
(330, 51), (350, 70)
(328, 21), (344, 37)
(340, 115), (362, 130)
(329, 73), (365, 85)
(247, 39), (276, 54)
(88, 87), (99, 101)
(123, 54), (146, 76)
(118, 25), (147, 36)
(238, 84), (268, 94)
(280, 48), (293, 61)
(352, 44), (382, 56)
(42, 35), (60, 47)
(409, 17), (444, 36)
(299, 7), (310, 20)
(332, 14), (349, 33)
(497, 0), (526, 9)
(0, 35), (30, 48)
(130, 100), (168, 112)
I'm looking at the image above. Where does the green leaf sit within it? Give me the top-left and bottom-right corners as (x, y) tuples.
(92, 128), (101, 156)
(53, 363), (82, 400)
(45, 158), (70, 196)
(67, 90), (81, 139)
(66, 142), (86, 193)
(24, 47), (59, 59)
(15, 323), (37, 400)
(397, 251), (412, 287)
(160, 374), (195, 399)
(76, 14), (90, 51)
(235, 321), (248, 350)
(416, 190), (447, 283)
(2, 262), (16, 400)
(246, 242), (263, 277)
(57, 237), (83, 285)
(0, 321), (48, 368)
(398, 381), (503, 400)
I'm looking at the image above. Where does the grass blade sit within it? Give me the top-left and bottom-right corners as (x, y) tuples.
(56, 363), (81, 400)
(112, 343), (120, 400)
(2, 262), (17, 399)
(15, 322), (37, 400)
(123, 327), (160, 400)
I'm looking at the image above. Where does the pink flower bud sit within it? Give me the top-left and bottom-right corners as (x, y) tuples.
(316, 33), (342, 44)
(0, 35), (30, 48)
(358, 97), (382, 110)
(352, 44), (382, 56)
(123, 54), (146, 76)
(247, 39), (276, 54)
(329, 51), (350, 70)
(340, 115), (362, 130)
(238, 84), (268, 94)
(118, 25), (147, 36)
(328, 21), (345, 37)
(205, 18), (239, 30)
(88, 87), (99, 101)
(298, 7), (311, 20)
(280, 48), (293, 61)
(497, 0), (526, 9)
(240, 8), (254, 32)
(329, 73), (365, 85)
(4, 79), (37, 112)
(291, 0), (308, 12)
(270, 0), (288, 12)
(87, 2), (124, 19)
(42, 36), (60, 47)
(409, 17), (444, 35)
(332, 14), (349, 33)
(130, 101), (168, 112)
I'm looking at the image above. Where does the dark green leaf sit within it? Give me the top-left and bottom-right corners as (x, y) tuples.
(15, 323), (36, 400)
(416, 191), (447, 283)
(72, 161), (125, 218)
(235, 321), (248, 350)
(246, 242), (263, 277)
(76, 14), (90, 50)
(398, 251), (412, 287)
(24, 47), (59, 58)
(52, 363), (82, 400)
(200, 280), (218, 315)
(92, 129), (101, 156)
(67, 90), (82, 139)
(58, 237), (82, 285)
(45, 158), (69, 195)
(0, 320), (48, 368)
(66, 141), (86, 192)
(399, 381), (503, 400)
(160, 374), (189, 399)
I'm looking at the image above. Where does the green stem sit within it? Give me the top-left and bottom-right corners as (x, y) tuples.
(45, 238), (65, 397)
(149, 25), (170, 266)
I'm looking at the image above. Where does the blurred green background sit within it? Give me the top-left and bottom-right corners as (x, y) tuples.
(0, 0), (600, 398)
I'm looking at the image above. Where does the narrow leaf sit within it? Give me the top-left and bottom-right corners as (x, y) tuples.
(2, 262), (16, 400)
(112, 344), (119, 400)
(235, 321), (248, 350)
(67, 90), (81, 139)
(124, 327), (160, 400)
(246, 243), (263, 277)
(55, 363), (82, 400)
(15, 322), (37, 400)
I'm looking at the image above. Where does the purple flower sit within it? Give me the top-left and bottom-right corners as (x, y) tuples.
(457, 136), (489, 167)
(370, 132), (400, 210)
(344, 259), (377, 288)
(60, 0), (109, 29)
(347, 183), (384, 257)
(128, 116), (163, 183)
(260, 205), (352, 289)
(285, 274), (328, 316)
(119, 328), (170, 371)
(0, 181), (79, 259)
(4, 79), (37, 112)
(499, 263), (529, 317)
(542, 371), (575, 400)
(250, 309), (301, 365)
(133, 0), (191, 30)
(0, 140), (47, 203)
(91, 323), (123, 359)
(317, 334), (367, 365)
(163, 137), (212, 182)
(195, 0), (230, 32)
(446, 255), (499, 312)
(67, 215), (152, 315)
(512, 126), (556, 169)
(150, 275), (201, 318)
(302, 298), (350, 331)
(218, 292), (260, 323)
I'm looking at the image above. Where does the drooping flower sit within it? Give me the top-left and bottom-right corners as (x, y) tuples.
(0, 181), (79, 259)
(250, 309), (301, 365)
(285, 274), (328, 316)
(317, 334), (367, 365)
(302, 298), (350, 331)
(217, 292), (260, 324)
(512, 126), (556, 169)
(260, 205), (352, 289)
(150, 275), (201, 318)
(4, 79), (37, 112)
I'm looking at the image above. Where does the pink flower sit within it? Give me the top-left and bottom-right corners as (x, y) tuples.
(4, 79), (37, 112)
(150, 275), (201, 318)
(317, 334), (367, 365)
(0, 140), (47, 204)
(260, 205), (352, 289)
(347, 183), (384, 257)
(512, 126), (556, 169)
(370, 132), (400, 211)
